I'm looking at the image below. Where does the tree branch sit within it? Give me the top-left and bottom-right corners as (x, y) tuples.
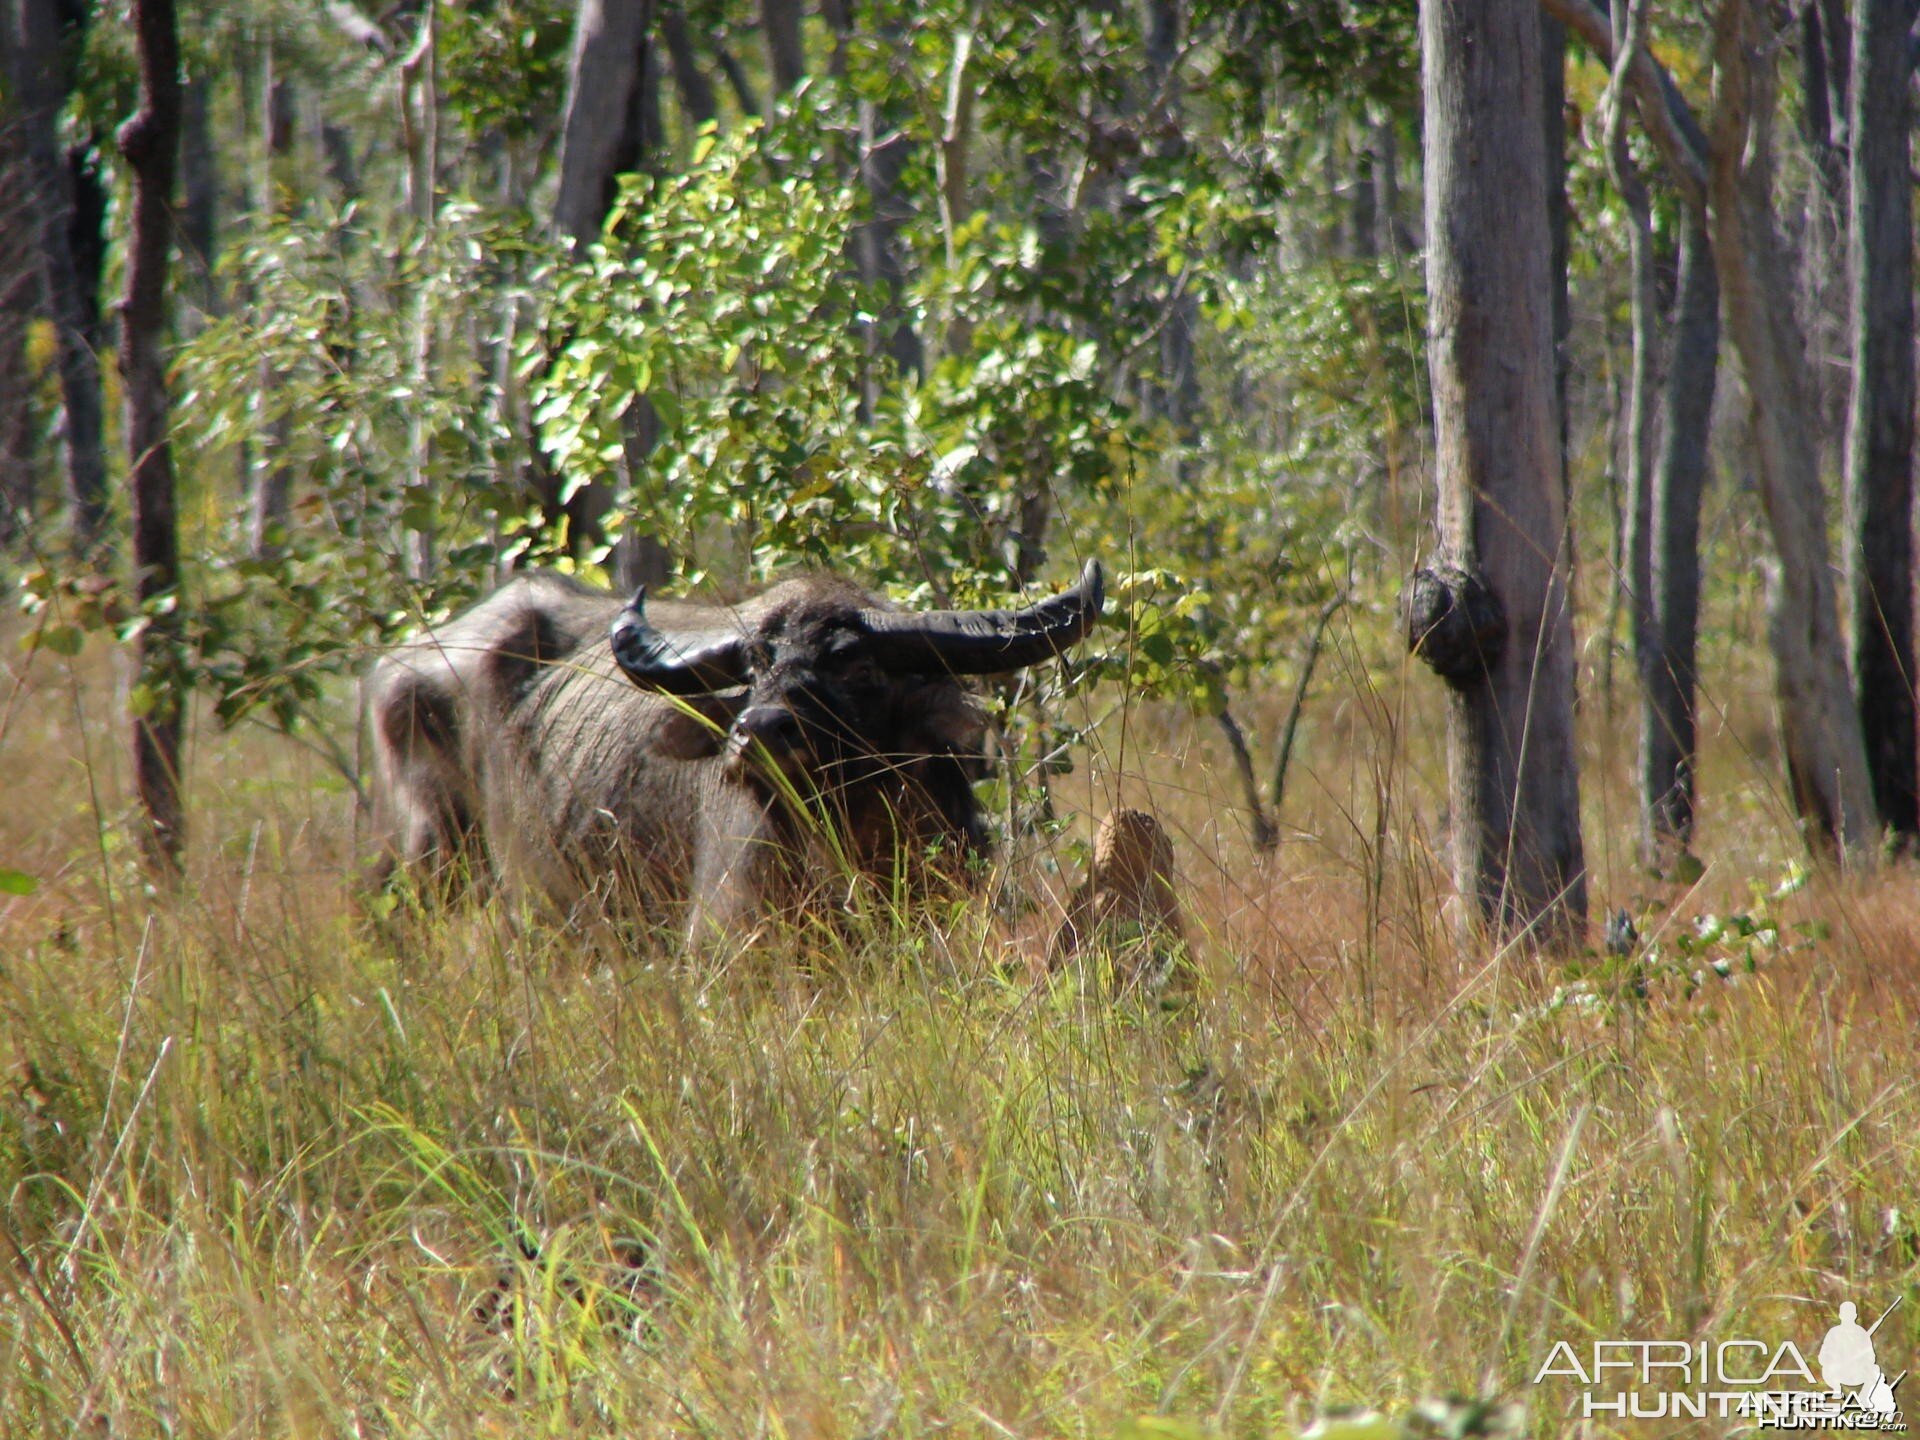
(1539, 0), (1712, 205)
(325, 0), (391, 56)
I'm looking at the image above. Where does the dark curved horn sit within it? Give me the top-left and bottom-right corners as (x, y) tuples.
(610, 589), (750, 695)
(858, 559), (1105, 675)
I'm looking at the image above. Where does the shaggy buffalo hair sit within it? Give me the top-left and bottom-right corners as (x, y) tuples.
(368, 564), (1102, 944)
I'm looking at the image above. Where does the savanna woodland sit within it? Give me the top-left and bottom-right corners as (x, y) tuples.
(2, 0), (1918, 1433)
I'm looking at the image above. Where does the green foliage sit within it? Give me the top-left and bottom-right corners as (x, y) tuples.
(530, 99), (1153, 637)
(31, 0), (1432, 778)
(531, 114), (896, 580)
(438, 0), (575, 142)
(65, 3), (137, 145)
(1532, 865), (1828, 1024)
(1206, 0), (1418, 109)
(1253, 258), (1427, 484)
(1639, 861), (1824, 990)
(174, 200), (553, 733)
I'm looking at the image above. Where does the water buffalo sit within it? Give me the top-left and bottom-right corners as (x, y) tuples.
(369, 560), (1104, 943)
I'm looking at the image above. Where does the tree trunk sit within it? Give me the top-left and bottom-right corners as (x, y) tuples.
(1600, 0), (1664, 862)
(1843, 0), (1916, 844)
(632, 31), (664, 164)
(1708, 0), (1878, 857)
(660, 4), (718, 131)
(1349, 117), (1378, 261)
(1816, 0), (1849, 121)
(179, 72), (217, 314)
(0, 113), (38, 541)
(819, 2), (921, 413)
(554, 0), (669, 591)
(1541, 13), (1572, 492)
(1145, 0), (1198, 443)
(1373, 119), (1407, 255)
(555, 0), (657, 246)
(400, 10), (440, 580)
(713, 43), (762, 120)
(121, 0), (186, 871)
(855, 93), (923, 385)
(8, 0), (108, 558)
(1612, 125), (1657, 738)
(1642, 213), (1718, 857)
(249, 54), (296, 561)
(760, 0), (805, 97)
(66, 142), (108, 352)
(1798, 1), (1847, 213)
(1415, 0), (1587, 940)
(1532, 0), (1720, 864)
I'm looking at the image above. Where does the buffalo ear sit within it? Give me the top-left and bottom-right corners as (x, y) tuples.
(651, 693), (746, 760)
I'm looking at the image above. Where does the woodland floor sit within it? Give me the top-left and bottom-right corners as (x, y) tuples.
(1, 607), (1916, 1438)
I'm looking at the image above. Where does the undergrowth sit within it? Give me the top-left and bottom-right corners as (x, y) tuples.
(2, 626), (1917, 1439)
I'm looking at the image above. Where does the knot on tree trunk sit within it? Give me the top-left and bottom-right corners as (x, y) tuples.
(117, 112), (163, 167)
(1403, 560), (1505, 684)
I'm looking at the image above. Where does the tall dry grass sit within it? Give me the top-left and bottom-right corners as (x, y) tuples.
(1, 602), (1916, 1438)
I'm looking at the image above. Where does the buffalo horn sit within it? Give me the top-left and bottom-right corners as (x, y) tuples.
(858, 559), (1105, 675)
(610, 589), (750, 695)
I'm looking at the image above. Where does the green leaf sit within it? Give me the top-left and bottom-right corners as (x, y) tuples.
(0, 868), (40, 896)
(35, 624), (84, 657)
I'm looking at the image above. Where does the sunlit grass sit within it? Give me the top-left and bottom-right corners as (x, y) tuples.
(2, 613), (1916, 1438)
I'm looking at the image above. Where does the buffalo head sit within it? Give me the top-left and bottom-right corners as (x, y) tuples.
(611, 559), (1103, 776)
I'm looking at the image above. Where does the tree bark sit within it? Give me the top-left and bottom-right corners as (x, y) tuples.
(1373, 119), (1407, 255)
(1349, 117), (1378, 261)
(1709, 0), (1878, 857)
(1642, 213), (1718, 856)
(855, 92), (923, 384)
(1416, 0), (1587, 940)
(1537, 0), (1708, 205)
(1798, 1), (1847, 213)
(8, 0), (108, 558)
(1816, 0), (1849, 121)
(760, 0), (806, 97)
(713, 43), (763, 121)
(819, 2), (921, 413)
(1843, 0), (1916, 844)
(1612, 125), (1657, 735)
(554, 0), (669, 592)
(249, 53), (296, 561)
(179, 72), (217, 314)
(1145, 0), (1198, 443)
(66, 143), (108, 353)
(555, 0), (658, 246)
(1535, 0), (1719, 862)
(660, 4), (718, 131)
(1542, 13), (1572, 492)
(400, 9), (440, 580)
(0, 109), (37, 541)
(1600, 0), (1664, 862)
(121, 0), (186, 871)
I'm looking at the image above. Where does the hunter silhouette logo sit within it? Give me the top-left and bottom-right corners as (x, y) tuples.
(1820, 1300), (1904, 1418)
(1533, 1295), (1908, 1428)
